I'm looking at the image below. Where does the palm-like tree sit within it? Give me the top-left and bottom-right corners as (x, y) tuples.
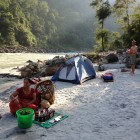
(90, 0), (111, 51)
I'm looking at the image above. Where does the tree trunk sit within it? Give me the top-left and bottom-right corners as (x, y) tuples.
(101, 20), (104, 51)
(126, 1), (130, 39)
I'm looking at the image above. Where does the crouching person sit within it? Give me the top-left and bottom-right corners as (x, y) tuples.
(35, 80), (55, 109)
(9, 78), (37, 116)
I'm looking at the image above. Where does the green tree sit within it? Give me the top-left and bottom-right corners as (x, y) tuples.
(127, 3), (140, 45)
(113, 0), (136, 46)
(109, 32), (122, 50)
(90, 0), (111, 51)
(96, 28), (110, 51)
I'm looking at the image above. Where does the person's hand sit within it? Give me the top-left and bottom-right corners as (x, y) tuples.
(23, 103), (28, 108)
(127, 49), (131, 54)
(13, 98), (19, 104)
(128, 49), (134, 54)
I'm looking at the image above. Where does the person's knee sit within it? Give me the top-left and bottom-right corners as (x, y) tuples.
(27, 104), (37, 111)
(9, 101), (22, 115)
(40, 100), (50, 109)
(9, 100), (15, 105)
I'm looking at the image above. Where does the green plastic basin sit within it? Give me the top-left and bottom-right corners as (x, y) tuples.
(16, 108), (34, 129)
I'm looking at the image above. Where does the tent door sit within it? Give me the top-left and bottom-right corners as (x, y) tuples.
(58, 66), (76, 80)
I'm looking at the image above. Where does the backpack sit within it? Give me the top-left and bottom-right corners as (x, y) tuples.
(101, 73), (114, 82)
(35, 80), (55, 105)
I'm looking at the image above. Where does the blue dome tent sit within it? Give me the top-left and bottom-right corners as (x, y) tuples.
(51, 55), (96, 84)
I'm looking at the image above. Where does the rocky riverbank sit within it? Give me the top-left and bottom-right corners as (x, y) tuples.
(0, 45), (65, 53)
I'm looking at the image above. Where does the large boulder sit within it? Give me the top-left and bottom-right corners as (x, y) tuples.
(19, 56), (67, 78)
(106, 53), (118, 63)
(44, 65), (60, 76)
(19, 67), (33, 77)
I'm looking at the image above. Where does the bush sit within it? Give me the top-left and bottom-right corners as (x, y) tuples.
(84, 52), (100, 62)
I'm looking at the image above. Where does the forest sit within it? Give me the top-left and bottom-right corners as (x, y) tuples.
(0, 0), (140, 52)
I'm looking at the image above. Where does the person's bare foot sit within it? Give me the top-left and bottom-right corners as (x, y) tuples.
(130, 72), (134, 75)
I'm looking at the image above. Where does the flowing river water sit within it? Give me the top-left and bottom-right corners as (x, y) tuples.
(0, 53), (73, 69)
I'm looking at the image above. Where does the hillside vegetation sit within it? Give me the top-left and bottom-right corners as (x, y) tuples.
(0, 0), (140, 52)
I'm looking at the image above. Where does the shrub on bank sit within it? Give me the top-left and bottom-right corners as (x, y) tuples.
(83, 52), (100, 63)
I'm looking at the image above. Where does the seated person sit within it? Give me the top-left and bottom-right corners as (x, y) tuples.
(9, 78), (37, 115)
(35, 80), (55, 109)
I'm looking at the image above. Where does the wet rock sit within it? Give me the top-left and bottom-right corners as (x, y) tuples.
(106, 53), (119, 63)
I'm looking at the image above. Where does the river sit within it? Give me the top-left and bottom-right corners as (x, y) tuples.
(0, 53), (76, 69)
(0, 51), (120, 69)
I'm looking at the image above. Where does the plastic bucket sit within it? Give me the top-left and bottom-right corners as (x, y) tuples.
(16, 108), (34, 129)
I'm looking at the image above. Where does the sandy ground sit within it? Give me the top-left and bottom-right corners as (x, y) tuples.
(0, 65), (140, 140)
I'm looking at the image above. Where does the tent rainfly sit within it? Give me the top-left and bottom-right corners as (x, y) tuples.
(51, 55), (96, 84)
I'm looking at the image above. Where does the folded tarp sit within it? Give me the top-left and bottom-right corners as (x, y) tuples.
(33, 112), (68, 129)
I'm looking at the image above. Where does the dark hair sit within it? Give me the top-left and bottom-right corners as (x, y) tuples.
(132, 40), (136, 43)
(24, 78), (34, 84)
